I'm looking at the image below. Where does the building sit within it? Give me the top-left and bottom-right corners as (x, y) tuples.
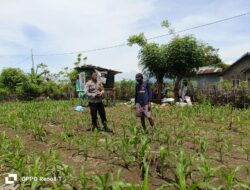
(75, 64), (122, 105)
(188, 52), (250, 90)
(221, 52), (250, 88)
(188, 67), (223, 90)
(75, 64), (122, 89)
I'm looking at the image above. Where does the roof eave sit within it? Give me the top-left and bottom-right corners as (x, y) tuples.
(75, 65), (122, 74)
(221, 52), (250, 75)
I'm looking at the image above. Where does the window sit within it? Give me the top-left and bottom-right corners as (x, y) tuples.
(232, 79), (240, 88)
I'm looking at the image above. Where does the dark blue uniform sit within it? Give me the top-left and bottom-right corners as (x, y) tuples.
(135, 82), (152, 106)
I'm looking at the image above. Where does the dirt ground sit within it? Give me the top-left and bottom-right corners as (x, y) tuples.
(0, 101), (250, 189)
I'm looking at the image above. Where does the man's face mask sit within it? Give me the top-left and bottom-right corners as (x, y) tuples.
(136, 77), (142, 83)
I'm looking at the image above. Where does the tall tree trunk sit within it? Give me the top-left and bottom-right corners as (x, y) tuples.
(174, 77), (181, 101)
(156, 77), (164, 102)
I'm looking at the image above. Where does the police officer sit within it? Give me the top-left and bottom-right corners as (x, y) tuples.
(85, 72), (112, 132)
(134, 73), (154, 130)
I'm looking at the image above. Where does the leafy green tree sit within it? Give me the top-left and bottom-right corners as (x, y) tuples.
(15, 63), (49, 100)
(74, 53), (87, 67)
(16, 82), (42, 100)
(128, 20), (224, 101)
(27, 63), (49, 85)
(42, 80), (62, 99)
(203, 45), (228, 69)
(163, 35), (206, 99)
(128, 33), (168, 100)
(0, 68), (27, 92)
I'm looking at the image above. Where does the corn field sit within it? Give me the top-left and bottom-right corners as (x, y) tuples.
(0, 100), (250, 189)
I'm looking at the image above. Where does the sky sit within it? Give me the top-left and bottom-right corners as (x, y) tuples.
(0, 0), (249, 80)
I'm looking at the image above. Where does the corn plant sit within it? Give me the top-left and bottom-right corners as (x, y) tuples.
(91, 172), (112, 189)
(243, 145), (250, 161)
(74, 137), (89, 160)
(33, 125), (47, 142)
(164, 150), (210, 190)
(198, 137), (208, 155)
(141, 161), (149, 190)
(1, 100), (250, 189)
(221, 166), (250, 190)
(5, 150), (26, 177)
(77, 166), (90, 190)
(118, 137), (134, 169)
(93, 129), (100, 150)
(216, 137), (232, 164)
(157, 146), (169, 179)
(198, 154), (221, 183)
(105, 135), (118, 156)
(128, 126), (140, 158)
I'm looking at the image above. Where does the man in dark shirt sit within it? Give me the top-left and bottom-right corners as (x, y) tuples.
(134, 73), (154, 130)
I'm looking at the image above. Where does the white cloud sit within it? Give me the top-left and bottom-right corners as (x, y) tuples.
(0, 0), (156, 74)
(0, 0), (249, 78)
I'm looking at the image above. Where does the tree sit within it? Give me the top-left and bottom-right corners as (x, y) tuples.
(0, 68), (27, 92)
(203, 45), (228, 69)
(128, 33), (168, 100)
(74, 53), (88, 67)
(27, 63), (49, 85)
(163, 35), (206, 100)
(128, 19), (225, 102)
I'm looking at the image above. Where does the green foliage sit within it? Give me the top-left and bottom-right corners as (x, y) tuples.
(220, 80), (233, 91)
(0, 68), (27, 91)
(74, 53), (87, 67)
(203, 45), (226, 68)
(43, 81), (62, 99)
(193, 89), (207, 103)
(128, 33), (147, 47)
(239, 81), (248, 91)
(128, 22), (223, 100)
(0, 87), (10, 101)
(161, 20), (170, 28)
(17, 81), (42, 100)
(128, 35), (167, 84)
(0, 63), (76, 100)
(164, 35), (206, 79)
(0, 101), (250, 189)
(163, 35), (206, 99)
(28, 63), (49, 85)
(115, 80), (135, 100)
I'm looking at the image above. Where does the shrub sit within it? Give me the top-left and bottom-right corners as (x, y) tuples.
(0, 87), (10, 101)
(43, 81), (62, 99)
(17, 82), (42, 100)
(0, 68), (27, 92)
(115, 80), (135, 100)
(220, 80), (233, 91)
(194, 89), (207, 103)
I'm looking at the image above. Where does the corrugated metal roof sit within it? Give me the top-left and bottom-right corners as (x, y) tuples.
(75, 64), (122, 74)
(196, 67), (223, 75)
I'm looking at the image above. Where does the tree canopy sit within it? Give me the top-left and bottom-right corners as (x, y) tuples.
(163, 35), (206, 80)
(128, 21), (224, 100)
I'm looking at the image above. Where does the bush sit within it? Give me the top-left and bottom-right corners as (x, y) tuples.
(0, 68), (27, 92)
(43, 81), (62, 99)
(115, 80), (135, 100)
(193, 89), (207, 103)
(59, 83), (74, 100)
(219, 80), (233, 91)
(17, 82), (42, 100)
(0, 88), (10, 101)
